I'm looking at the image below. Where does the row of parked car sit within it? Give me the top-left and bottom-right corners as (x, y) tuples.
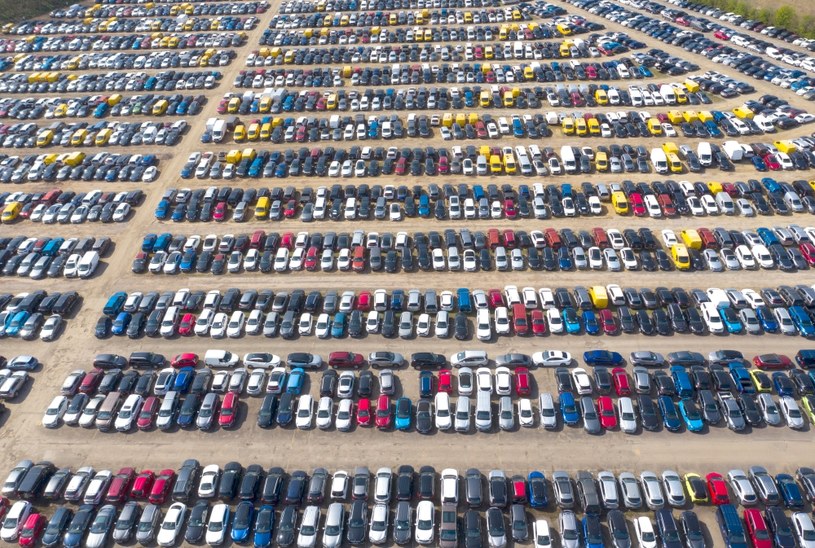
(12, 49), (236, 73)
(0, 152), (158, 184)
(0, 356), (41, 399)
(0, 31), (248, 55)
(0, 69), (223, 95)
(0, 93), (206, 121)
(44, 0), (269, 20)
(0, 233), (110, 280)
(3, 15), (258, 37)
(2, 188), (143, 224)
(3, 460), (815, 547)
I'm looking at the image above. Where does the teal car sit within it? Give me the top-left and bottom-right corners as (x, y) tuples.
(395, 397), (412, 430)
(562, 307), (581, 334)
(678, 399), (704, 432)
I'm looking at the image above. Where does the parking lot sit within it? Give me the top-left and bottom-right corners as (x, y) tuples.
(4, 0), (815, 543)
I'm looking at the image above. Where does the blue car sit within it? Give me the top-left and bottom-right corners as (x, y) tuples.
(789, 306), (815, 337)
(557, 247), (573, 270)
(62, 505), (95, 548)
(583, 350), (624, 366)
(527, 471), (548, 508)
(180, 251), (196, 272)
(6, 310), (30, 337)
(171, 204), (186, 222)
(582, 515), (603, 548)
(678, 399), (704, 432)
(720, 308), (743, 334)
(559, 392), (580, 426)
(253, 505), (275, 548)
(751, 155), (767, 171)
(395, 397), (412, 430)
(141, 233), (157, 252)
(756, 306), (778, 332)
(173, 367), (195, 393)
(776, 473), (804, 509)
(331, 312), (347, 338)
(670, 366), (694, 398)
(152, 232), (172, 253)
(231, 501), (254, 543)
(658, 396), (682, 432)
(103, 291), (127, 316)
(286, 368), (305, 395)
(111, 312), (131, 336)
(419, 371), (433, 398)
(562, 307), (581, 334)
(583, 310), (599, 335)
(772, 372), (796, 397)
(729, 366), (755, 394)
(154, 200), (170, 220)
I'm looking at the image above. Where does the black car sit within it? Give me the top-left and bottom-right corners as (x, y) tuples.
(95, 316), (111, 339)
(239, 464), (264, 501)
(347, 499), (368, 545)
(416, 400), (433, 434)
(655, 508), (683, 548)
(307, 468), (328, 505)
(679, 510), (705, 548)
(358, 370), (373, 398)
(42, 507), (72, 547)
(738, 394), (763, 427)
(277, 393), (294, 426)
(172, 459), (200, 502)
(184, 501), (209, 543)
(276, 505), (297, 546)
(285, 470), (307, 505)
(637, 396), (660, 431)
(218, 462), (243, 501)
(607, 509), (631, 548)
(410, 352), (446, 369)
(454, 313), (469, 340)
(261, 467), (285, 505)
(396, 465), (414, 501)
(257, 395), (278, 429)
(463, 509), (483, 548)
(489, 472), (508, 508)
(418, 466), (435, 500)
(320, 370), (338, 397)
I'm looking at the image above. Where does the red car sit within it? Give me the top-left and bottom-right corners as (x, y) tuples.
(515, 367), (531, 397)
(171, 353), (198, 368)
(283, 200), (297, 218)
(357, 291), (372, 311)
(630, 193), (646, 216)
(753, 353), (792, 370)
(328, 352), (365, 368)
(213, 201), (228, 221)
(18, 513), (45, 547)
(487, 289), (504, 308)
(137, 397), (159, 431)
(105, 467), (136, 503)
(611, 368), (631, 396)
(510, 476), (527, 503)
(763, 153), (781, 170)
(78, 368), (104, 394)
(130, 470), (155, 499)
(438, 370), (453, 393)
(657, 194), (675, 216)
(178, 313), (196, 336)
(743, 509), (773, 548)
(504, 200), (517, 219)
(304, 247), (319, 271)
(513, 309), (528, 336)
(705, 472), (730, 505)
(280, 232), (294, 250)
(800, 242), (815, 266)
(375, 395), (391, 429)
(591, 227), (610, 248)
(598, 309), (618, 335)
(219, 392), (239, 428)
(149, 469), (176, 504)
(531, 310), (547, 336)
(357, 398), (372, 427)
(597, 396), (617, 429)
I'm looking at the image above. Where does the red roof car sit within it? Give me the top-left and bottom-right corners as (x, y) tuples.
(178, 313), (196, 336)
(375, 395), (391, 429)
(531, 310), (547, 336)
(149, 469), (176, 504)
(630, 193), (646, 216)
(136, 396), (159, 431)
(510, 476), (527, 503)
(130, 470), (155, 499)
(515, 367), (531, 397)
(218, 392), (239, 428)
(752, 353), (792, 370)
(612, 368), (631, 396)
(18, 513), (45, 547)
(743, 508), (773, 548)
(599, 309), (618, 335)
(438, 370), (453, 393)
(800, 242), (815, 266)
(705, 472), (730, 505)
(357, 398), (372, 427)
(487, 289), (504, 308)
(513, 308), (529, 336)
(171, 353), (198, 368)
(105, 467), (136, 503)
(597, 396), (617, 429)
(79, 368), (104, 394)
(328, 352), (365, 368)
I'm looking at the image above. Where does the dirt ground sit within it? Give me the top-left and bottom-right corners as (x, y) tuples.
(2, 0), (815, 543)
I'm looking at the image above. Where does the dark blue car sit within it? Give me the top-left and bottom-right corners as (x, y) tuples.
(559, 392), (580, 426)
(527, 471), (548, 508)
(658, 396), (682, 432)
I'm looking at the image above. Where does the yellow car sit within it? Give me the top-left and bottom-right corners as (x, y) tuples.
(802, 395), (815, 424)
(683, 473), (709, 504)
(749, 369), (773, 392)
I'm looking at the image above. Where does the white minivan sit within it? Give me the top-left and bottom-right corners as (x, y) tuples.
(77, 250), (99, 279)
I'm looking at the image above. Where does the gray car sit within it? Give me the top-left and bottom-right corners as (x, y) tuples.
(498, 396), (514, 431)
(632, 367), (651, 394)
(558, 510), (580, 548)
(510, 504), (528, 542)
(698, 390), (721, 424)
(552, 471), (575, 509)
(196, 392), (219, 431)
(398, 311), (413, 339)
(86, 504), (116, 548)
(629, 351), (664, 367)
(580, 396), (601, 434)
(322, 502), (344, 548)
(136, 504), (161, 545)
(113, 501), (141, 543)
(748, 466), (781, 505)
(486, 507), (506, 548)
(757, 393), (782, 426)
(393, 501), (412, 545)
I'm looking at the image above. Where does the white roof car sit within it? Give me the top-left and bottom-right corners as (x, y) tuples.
(457, 368), (473, 396)
(434, 392), (452, 431)
(42, 395), (68, 428)
(198, 465), (220, 498)
(476, 309), (492, 341)
(476, 367), (492, 393)
(157, 502), (186, 547)
(205, 503), (229, 545)
(295, 394), (314, 429)
(415, 500), (435, 545)
(532, 350), (572, 367)
(571, 368), (592, 395)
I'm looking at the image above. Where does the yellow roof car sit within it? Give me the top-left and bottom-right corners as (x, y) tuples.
(683, 474), (709, 504)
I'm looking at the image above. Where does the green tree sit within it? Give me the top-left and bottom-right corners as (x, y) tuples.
(775, 5), (795, 28)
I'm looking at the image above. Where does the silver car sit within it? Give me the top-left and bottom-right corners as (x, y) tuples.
(618, 472), (643, 509)
(486, 507), (506, 548)
(322, 502), (344, 548)
(661, 471), (686, 508)
(498, 396), (514, 431)
(558, 510), (580, 548)
(398, 311), (413, 339)
(757, 393), (782, 426)
(748, 466), (781, 505)
(552, 471), (575, 509)
(369, 503), (389, 545)
(539, 393), (557, 430)
(86, 504), (117, 548)
(618, 397), (638, 434)
(136, 504), (161, 545)
(597, 471), (620, 509)
(639, 472), (665, 510)
(632, 367), (651, 394)
(196, 392), (219, 431)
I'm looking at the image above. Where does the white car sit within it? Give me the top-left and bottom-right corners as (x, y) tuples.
(571, 368), (592, 395)
(209, 312), (228, 338)
(331, 471), (349, 500)
(435, 311), (449, 339)
(415, 500), (435, 545)
(316, 396), (334, 429)
(476, 309), (492, 341)
(40, 314), (63, 341)
(369, 503), (389, 545)
(457, 368), (474, 396)
(792, 512), (815, 548)
(205, 503), (229, 545)
(316, 313), (332, 338)
(79, 395), (105, 428)
(226, 311), (245, 338)
(114, 394), (143, 432)
(618, 397), (638, 434)
(246, 369), (266, 396)
(546, 308), (564, 333)
(416, 313), (432, 337)
(634, 516), (657, 548)
(735, 245), (757, 269)
(42, 395), (68, 428)
(335, 399), (353, 431)
(533, 518), (552, 548)
(494, 307), (511, 335)
(518, 398), (535, 427)
(298, 313), (313, 336)
(494, 367), (512, 395)
(296, 394), (314, 429)
(532, 351), (572, 367)
(265, 367), (287, 394)
(434, 392), (452, 430)
(157, 502), (186, 546)
(476, 367), (492, 393)
(0, 500), (31, 541)
(198, 465), (220, 498)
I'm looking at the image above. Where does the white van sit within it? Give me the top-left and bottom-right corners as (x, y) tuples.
(77, 251), (99, 279)
(560, 145), (577, 173)
(475, 391), (492, 432)
(697, 142), (713, 166)
(204, 349), (240, 368)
